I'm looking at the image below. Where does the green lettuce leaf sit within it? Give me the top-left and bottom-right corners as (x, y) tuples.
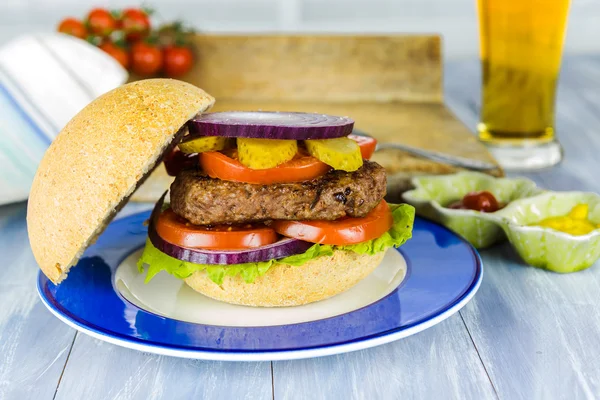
(137, 203), (415, 285)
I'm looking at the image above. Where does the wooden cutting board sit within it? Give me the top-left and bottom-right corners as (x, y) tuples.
(133, 35), (502, 202)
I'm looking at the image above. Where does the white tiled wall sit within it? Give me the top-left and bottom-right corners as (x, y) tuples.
(0, 0), (597, 60)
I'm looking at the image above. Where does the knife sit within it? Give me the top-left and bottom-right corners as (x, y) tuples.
(352, 129), (498, 172)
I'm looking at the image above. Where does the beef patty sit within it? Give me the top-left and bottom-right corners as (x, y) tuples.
(170, 160), (387, 225)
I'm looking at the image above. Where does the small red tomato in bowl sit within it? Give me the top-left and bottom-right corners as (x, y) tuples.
(98, 41), (129, 69)
(163, 45), (193, 77)
(86, 8), (117, 36)
(57, 18), (87, 39)
(447, 190), (501, 213)
(462, 191), (500, 212)
(121, 8), (151, 42)
(131, 41), (163, 76)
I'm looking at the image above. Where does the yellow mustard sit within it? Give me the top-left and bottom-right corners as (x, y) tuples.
(532, 204), (599, 235)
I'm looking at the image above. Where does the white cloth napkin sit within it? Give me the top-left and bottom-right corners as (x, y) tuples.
(0, 33), (127, 205)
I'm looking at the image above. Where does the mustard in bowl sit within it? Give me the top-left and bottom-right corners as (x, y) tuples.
(495, 192), (600, 273)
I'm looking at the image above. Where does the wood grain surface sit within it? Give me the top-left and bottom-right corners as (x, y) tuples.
(273, 316), (497, 399)
(445, 59), (600, 399)
(183, 35), (442, 103)
(0, 203), (76, 400)
(54, 335), (273, 400)
(3, 57), (600, 400)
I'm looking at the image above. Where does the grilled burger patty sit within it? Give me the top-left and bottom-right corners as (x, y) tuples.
(170, 160), (387, 225)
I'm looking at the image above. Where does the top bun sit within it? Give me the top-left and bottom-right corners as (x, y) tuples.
(27, 79), (215, 284)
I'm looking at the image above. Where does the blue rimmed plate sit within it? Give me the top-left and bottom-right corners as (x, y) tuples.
(37, 211), (482, 361)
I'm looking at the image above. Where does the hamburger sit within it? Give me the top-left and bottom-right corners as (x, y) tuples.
(27, 79), (415, 307)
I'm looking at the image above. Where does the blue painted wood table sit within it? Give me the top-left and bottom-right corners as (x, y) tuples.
(2, 57), (600, 399)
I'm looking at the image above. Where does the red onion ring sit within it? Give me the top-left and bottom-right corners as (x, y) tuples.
(186, 111), (354, 141)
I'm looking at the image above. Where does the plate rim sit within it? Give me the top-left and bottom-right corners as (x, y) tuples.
(37, 216), (483, 362)
(38, 269), (481, 361)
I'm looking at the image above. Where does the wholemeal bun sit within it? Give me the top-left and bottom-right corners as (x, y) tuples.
(184, 249), (386, 307)
(27, 79), (214, 284)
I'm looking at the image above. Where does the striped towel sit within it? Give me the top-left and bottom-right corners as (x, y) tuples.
(0, 33), (127, 205)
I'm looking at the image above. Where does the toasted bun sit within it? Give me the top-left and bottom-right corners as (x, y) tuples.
(184, 249), (386, 307)
(27, 79), (214, 284)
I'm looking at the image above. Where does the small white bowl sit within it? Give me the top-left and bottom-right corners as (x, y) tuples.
(494, 191), (600, 273)
(403, 171), (542, 248)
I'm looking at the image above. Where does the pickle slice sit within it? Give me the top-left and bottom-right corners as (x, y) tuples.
(237, 138), (298, 169)
(179, 136), (229, 154)
(304, 137), (363, 171)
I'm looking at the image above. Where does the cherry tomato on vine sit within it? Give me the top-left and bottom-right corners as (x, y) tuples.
(163, 46), (194, 77)
(131, 41), (163, 76)
(57, 18), (87, 39)
(86, 8), (117, 36)
(121, 8), (151, 41)
(98, 41), (129, 69)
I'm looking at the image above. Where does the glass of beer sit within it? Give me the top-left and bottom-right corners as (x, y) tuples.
(476, 0), (570, 170)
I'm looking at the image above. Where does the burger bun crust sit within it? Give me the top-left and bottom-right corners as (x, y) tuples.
(27, 79), (214, 284)
(184, 249), (386, 307)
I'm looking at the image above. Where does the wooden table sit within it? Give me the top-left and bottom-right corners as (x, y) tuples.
(2, 57), (600, 399)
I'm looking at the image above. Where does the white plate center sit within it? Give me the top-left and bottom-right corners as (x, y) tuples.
(115, 249), (407, 327)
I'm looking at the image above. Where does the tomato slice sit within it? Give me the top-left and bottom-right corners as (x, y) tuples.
(200, 150), (331, 184)
(348, 134), (377, 160)
(164, 134), (377, 180)
(156, 208), (278, 250)
(272, 200), (392, 245)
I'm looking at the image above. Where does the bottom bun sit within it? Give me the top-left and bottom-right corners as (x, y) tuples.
(184, 249), (386, 307)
